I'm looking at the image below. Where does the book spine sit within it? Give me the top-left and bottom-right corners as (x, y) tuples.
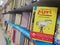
(15, 14), (22, 45)
(10, 14), (16, 45)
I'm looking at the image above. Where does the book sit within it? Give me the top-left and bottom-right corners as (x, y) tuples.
(15, 14), (22, 45)
(2, 1), (14, 45)
(9, 14), (16, 45)
(20, 12), (32, 45)
(20, 12), (28, 45)
(5, 14), (14, 45)
(9, 0), (14, 10)
(7, 24), (12, 37)
(29, 41), (35, 45)
(29, 13), (35, 45)
(2, 14), (10, 31)
(0, 15), (3, 27)
(27, 12), (32, 30)
(21, 12), (35, 45)
(30, 6), (58, 43)
(13, 0), (18, 8)
(25, 0), (32, 6)
(0, 28), (6, 45)
(17, 0), (22, 8)
(21, 12), (29, 28)
(54, 13), (60, 45)
(6, 23), (12, 45)
(20, 0), (25, 7)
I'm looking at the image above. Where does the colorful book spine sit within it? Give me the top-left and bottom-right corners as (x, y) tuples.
(21, 12), (35, 45)
(23, 12), (31, 45)
(10, 14), (16, 45)
(29, 12), (35, 45)
(9, 0), (14, 10)
(6, 23), (12, 45)
(17, 0), (22, 8)
(15, 14), (22, 45)
(20, 12), (29, 45)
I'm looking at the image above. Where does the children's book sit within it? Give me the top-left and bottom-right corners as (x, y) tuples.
(30, 6), (58, 43)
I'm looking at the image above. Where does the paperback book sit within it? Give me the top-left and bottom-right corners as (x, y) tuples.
(30, 6), (58, 43)
(15, 14), (21, 45)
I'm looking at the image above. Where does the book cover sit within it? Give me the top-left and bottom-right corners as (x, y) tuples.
(30, 6), (58, 43)
(54, 13), (60, 45)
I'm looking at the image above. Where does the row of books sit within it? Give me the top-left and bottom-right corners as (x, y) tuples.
(2, 0), (37, 45)
(3, 12), (35, 45)
(2, 0), (60, 45)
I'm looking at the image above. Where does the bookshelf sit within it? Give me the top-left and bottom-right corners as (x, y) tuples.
(5, 20), (53, 45)
(2, 0), (60, 45)
(2, 0), (60, 14)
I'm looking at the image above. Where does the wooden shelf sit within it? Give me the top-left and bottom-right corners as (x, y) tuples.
(2, 0), (60, 14)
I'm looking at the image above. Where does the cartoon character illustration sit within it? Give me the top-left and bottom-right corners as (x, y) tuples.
(36, 20), (52, 33)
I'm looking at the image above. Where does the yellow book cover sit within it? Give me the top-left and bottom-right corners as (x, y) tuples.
(30, 6), (58, 43)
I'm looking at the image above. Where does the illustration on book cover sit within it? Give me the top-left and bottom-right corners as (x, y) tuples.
(36, 20), (52, 33)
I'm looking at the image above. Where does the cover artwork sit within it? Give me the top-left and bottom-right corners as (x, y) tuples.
(30, 6), (58, 43)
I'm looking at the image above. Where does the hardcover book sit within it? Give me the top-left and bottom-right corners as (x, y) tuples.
(30, 6), (58, 43)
